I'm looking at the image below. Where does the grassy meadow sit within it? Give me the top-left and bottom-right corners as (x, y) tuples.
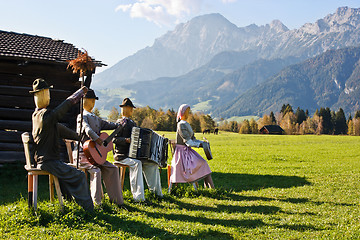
(1, 132), (360, 239)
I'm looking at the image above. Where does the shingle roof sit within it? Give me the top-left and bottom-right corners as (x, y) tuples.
(0, 30), (103, 65)
(261, 125), (284, 132)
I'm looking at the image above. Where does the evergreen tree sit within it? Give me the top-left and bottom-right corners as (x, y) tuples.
(230, 121), (239, 133)
(334, 108), (347, 135)
(355, 110), (360, 119)
(295, 107), (307, 124)
(319, 107), (333, 134)
(280, 103), (293, 116)
(269, 111), (276, 124)
(165, 109), (177, 131)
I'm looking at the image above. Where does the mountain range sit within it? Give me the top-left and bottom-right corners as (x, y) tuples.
(217, 46), (360, 117)
(93, 7), (360, 118)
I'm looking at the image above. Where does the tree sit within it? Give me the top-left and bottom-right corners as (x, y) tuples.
(200, 114), (215, 132)
(280, 103), (293, 116)
(334, 108), (347, 135)
(239, 120), (251, 134)
(269, 111), (276, 124)
(355, 110), (360, 119)
(141, 117), (155, 129)
(295, 107), (307, 124)
(249, 118), (258, 134)
(230, 121), (239, 133)
(347, 120), (354, 135)
(279, 112), (296, 134)
(188, 114), (202, 133)
(93, 107), (101, 117)
(165, 109), (177, 131)
(318, 107), (333, 134)
(108, 106), (119, 122)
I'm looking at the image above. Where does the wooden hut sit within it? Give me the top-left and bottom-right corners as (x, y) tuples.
(259, 125), (284, 135)
(0, 30), (103, 165)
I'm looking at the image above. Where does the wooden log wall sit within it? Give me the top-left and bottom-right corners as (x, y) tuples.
(0, 57), (81, 164)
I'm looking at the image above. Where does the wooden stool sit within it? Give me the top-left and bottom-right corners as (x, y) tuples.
(22, 132), (63, 210)
(113, 162), (128, 190)
(64, 139), (88, 178)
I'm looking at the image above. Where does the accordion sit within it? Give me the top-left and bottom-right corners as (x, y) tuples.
(129, 127), (168, 168)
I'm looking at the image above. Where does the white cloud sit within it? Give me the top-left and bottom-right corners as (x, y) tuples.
(115, 0), (203, 26)
(115, 4), (132, 12)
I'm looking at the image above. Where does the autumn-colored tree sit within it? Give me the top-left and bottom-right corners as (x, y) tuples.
(279, 112), (296, 134)
(108, 106), (119, 122)
(239, 119), (251, 134)
(93, 107), (101, 117)
(249, 118), (258, 134)
(200, 114), (215, 132)
(188, 114), (202, 133)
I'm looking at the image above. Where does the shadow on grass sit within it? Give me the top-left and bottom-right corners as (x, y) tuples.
(34, 202), (235, 240)
(135, 205), (266, 229)
(211, 172), (311, 192)
(158, 196), (281, 215)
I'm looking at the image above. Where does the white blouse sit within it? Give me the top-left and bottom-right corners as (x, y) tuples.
(176, 120), (203, 148)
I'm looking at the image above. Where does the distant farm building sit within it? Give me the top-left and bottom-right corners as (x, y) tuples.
(0, 30), (103, 164)
(259, 125), (284, 135)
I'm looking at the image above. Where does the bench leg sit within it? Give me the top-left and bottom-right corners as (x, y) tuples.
(49, 175), (55, 202)
(33, 175), (38, 210)
(167, 165), (171, 188)
(192, 182), (197, 190)
(119, 166), (126, 190)
(168, 182), (172, 193)
(27, 174), (33, 208)
(52, 176), (63, 209)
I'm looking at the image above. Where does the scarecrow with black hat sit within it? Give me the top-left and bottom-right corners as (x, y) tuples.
(74, 89), (124, 206)
(113, 98), (163, 202)
(30, 78), (94, 211)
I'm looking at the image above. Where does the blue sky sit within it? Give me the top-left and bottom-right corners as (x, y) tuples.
(1, 0), (359, 72)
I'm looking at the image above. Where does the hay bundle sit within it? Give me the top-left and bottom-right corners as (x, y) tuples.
(67, 50), (95, 77)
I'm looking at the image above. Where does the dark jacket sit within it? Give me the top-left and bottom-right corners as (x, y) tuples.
(32, 100), (80, 164)
(113, 117), (136, 160)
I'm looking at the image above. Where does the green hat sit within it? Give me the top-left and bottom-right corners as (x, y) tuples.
(29, 78), (53, 94)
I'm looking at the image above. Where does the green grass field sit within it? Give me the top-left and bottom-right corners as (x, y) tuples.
(1, 132), (360, 239)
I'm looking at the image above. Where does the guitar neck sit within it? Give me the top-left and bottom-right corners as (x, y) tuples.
(104, 121), (125, 144)
(104, 127), (119, 143)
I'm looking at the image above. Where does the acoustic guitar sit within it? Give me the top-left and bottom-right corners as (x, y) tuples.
(83, 120), (125, 166)
(83, 132), (113, 166)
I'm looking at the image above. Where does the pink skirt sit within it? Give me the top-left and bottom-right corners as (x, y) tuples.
(170, 144), (212, 183)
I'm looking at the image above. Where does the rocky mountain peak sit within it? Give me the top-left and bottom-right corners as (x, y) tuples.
(300, 7), (360, 34)
(269, 20), (289, 32)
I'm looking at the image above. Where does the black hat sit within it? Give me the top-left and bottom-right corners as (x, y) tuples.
(29, 78), (53, 94)
(119, 98), (136, 108)
(84, 89), (98, 100)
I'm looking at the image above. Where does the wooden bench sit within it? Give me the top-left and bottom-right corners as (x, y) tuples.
(21, 132), (63, 210)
